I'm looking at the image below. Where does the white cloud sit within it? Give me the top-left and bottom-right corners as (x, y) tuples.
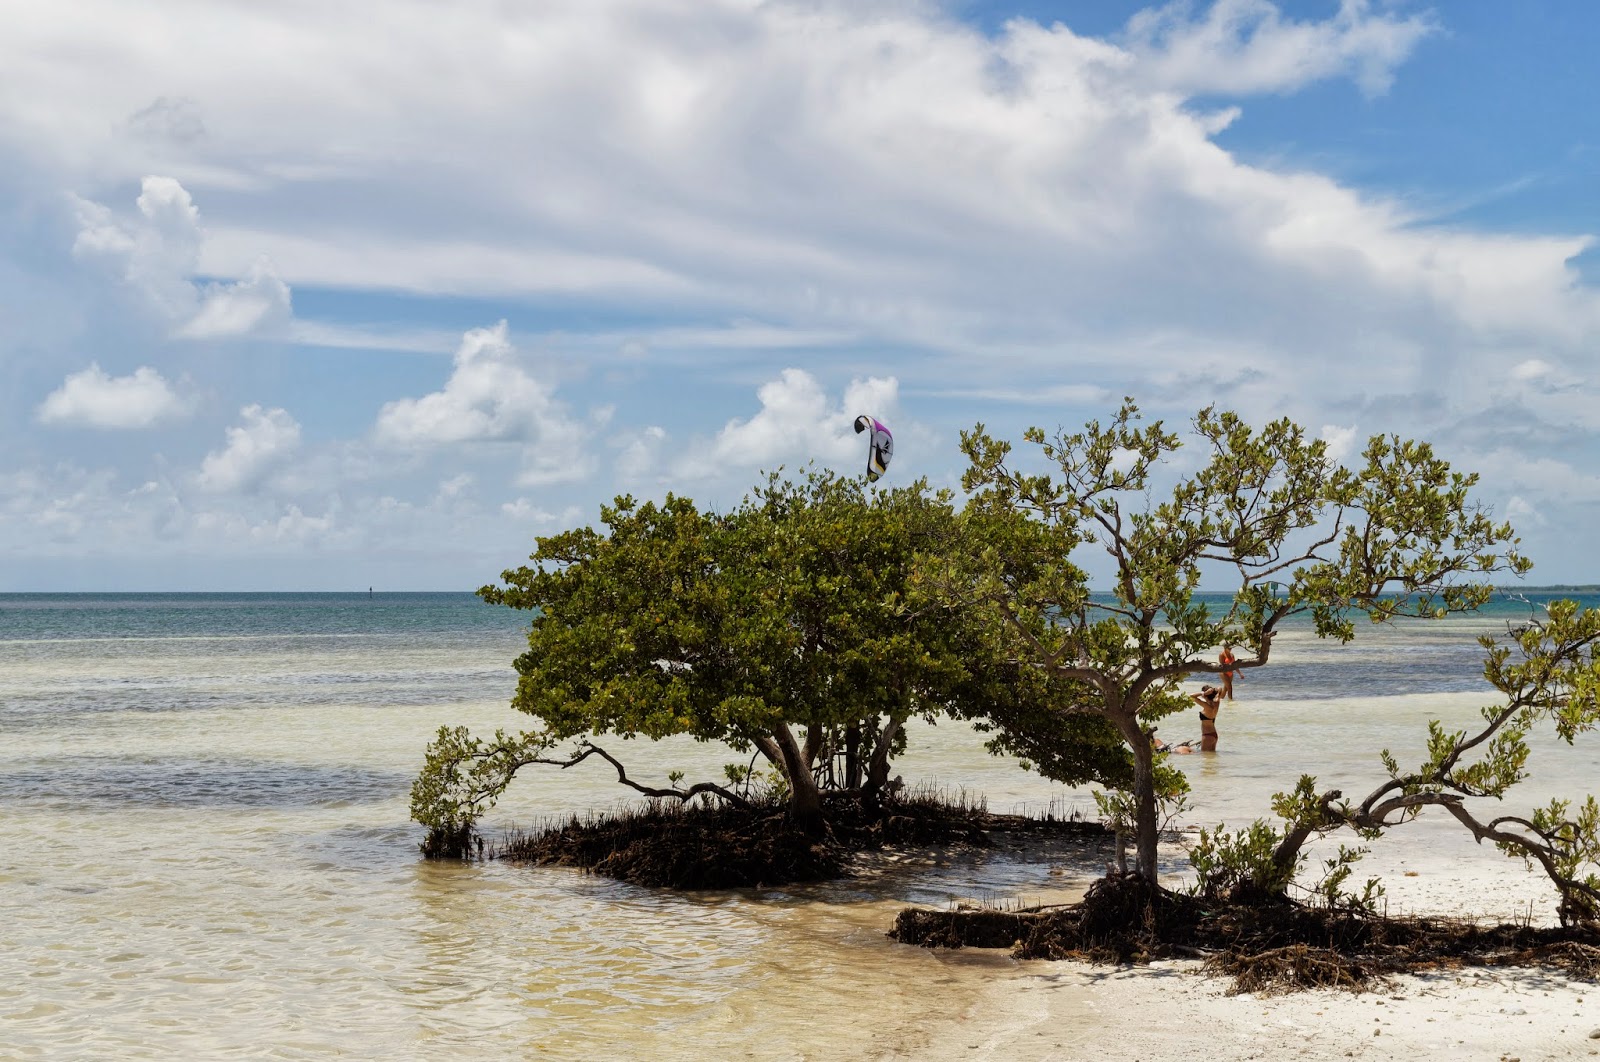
(5, 2), (1600, 584)
(374, 322), (548, 445)
(0, 0), (1581, 456)
(13, 0), (1580, 376)
(72, 176), (202, 322)
(616, 425), (668, 481)
(1124, 0), (1435, 97)
(501, 498), (554, 521)
(178, 256), (293, 338)
(256, 504), (335, 543)
(913, 383), (1110, 406)
(436, 473), (473, 499)
(71, 176), (290, 338)
(683, 368), (900, 478)
(36, 363), (188, 429)
(1504, 495), (1546, 528)
(500, 499), (581, 528)
(373, 321), (592, 485)
(197, 404), (302, 492)
(1512, 358), (1555, 383)
(1319, 423), (1359, 463)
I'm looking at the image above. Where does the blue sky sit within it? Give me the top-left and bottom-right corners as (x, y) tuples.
(2, 0), (1598, 590)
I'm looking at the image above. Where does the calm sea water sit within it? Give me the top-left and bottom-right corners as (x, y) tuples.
(2, 591), (1596, 1058)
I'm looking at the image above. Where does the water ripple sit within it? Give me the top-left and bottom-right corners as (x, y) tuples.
(0, 756), (410, 810)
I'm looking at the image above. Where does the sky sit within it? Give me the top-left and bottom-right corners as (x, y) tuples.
(2, 0), (1597, 591)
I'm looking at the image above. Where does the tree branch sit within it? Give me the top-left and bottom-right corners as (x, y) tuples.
(574, 740), (755, 809)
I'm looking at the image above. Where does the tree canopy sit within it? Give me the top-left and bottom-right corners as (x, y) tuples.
(916, 399), (1529, 882)
(1194, 596), (1600, 925)
(411, 468), (1124, 851)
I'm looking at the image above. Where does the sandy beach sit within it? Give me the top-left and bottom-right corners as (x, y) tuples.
(937, 960), (1596, 1062)
(872, 833), (1600, 1062)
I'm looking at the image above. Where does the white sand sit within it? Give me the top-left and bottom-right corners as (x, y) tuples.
(947, 961), (1598, 1061)
(882, 833), (1600, 1062)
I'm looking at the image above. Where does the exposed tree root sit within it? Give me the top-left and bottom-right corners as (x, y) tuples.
(494, 791), (1108, 889)
(890, 873), (1600, 993)
(1207, 944), (1388, 995)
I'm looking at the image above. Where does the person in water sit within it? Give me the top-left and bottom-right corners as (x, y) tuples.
(1153, 732), (1197, 755)
(1190, 685), (1223, 751)
(1218, 644), (1236, 700)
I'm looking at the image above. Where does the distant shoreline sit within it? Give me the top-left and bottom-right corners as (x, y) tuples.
(5, 584), (1600, 596)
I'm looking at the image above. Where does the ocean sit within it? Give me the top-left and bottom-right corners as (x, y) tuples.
(2, 591), (1595, 1058)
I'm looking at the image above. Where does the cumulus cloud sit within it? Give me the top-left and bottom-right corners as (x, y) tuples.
(10, 1), (1560, 359)
(682, 368), (899, 478)
(197, 404), (302, 492)
(36, 363), (188, 429)
(497, 500), (584, 535)
(375, 323), (551, 445)
(0, 0), (1583, 428)
(1512, 358), (1555, 383)
(616, 425), (668, 481)
(374, 321), (591, 485)
(4, 1), (1600, 581)
(178, 257), (293, 338)
(71, 176), (291, 338)
(1319, 423), (1359, 463)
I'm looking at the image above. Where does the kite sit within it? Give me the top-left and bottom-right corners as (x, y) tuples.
(853, 415), (894, 482)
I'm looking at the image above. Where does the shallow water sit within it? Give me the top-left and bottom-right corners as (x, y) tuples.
(2, 592), (1595, 1058)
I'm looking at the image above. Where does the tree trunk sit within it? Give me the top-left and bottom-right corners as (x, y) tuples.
(773, 723), (825, 836)
(845, 723), (861, 791)
(864, 715), (904, 796)
(1269, 788), (1344, 884)
(787, 768), (824, 837)
(1116, 712), (1160, 883)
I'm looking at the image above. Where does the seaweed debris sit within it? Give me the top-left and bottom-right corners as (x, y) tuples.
(492, 789), (1107, 889)
(890, 873), (1600, 993)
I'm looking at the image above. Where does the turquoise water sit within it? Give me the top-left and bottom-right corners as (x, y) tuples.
(2, 591), (1596, 1058)
(0, 592), (516, 641)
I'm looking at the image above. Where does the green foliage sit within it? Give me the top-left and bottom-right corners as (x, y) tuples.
(1308, 845), (1386, 915)
(1092, 760), (1188, 827)
(920, 399), (1524, 882)
(1222, 600), (1600, 923)
(482, 471), (986, 751)
(409, 726), (554, 855)
(1190, 821), (1295, 902)
(1189, 788), (1383, 912)
(414, 466), (1106, 843)
(1520, 796), (1600, 921)
(1094, 756), (1190, 871)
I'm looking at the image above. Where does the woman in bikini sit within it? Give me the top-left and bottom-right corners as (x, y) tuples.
(1191, 685), (1223, 751)
(1219, 644), (1236, 700)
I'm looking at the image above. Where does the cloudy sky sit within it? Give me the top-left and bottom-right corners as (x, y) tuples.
(2, 0), (1596, 590)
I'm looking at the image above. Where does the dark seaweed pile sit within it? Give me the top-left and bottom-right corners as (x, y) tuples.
(890, 873), (1600, 993)
(492, 792), (1108, 889)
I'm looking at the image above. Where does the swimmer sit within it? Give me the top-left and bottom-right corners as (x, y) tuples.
(1190, 685), (1223, 752)
(1219, 644), (1236, 700)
